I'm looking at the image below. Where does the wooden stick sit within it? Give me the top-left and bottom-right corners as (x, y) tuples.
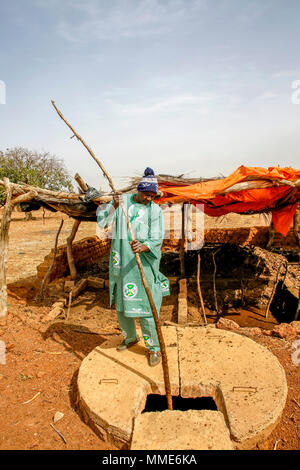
(265, 261), (284, 319)
(66, 290), (73, 321)
(197, 253), (207, 325)
(0, 179), (12, 320)
(36, 219), (64, 304)
(0, 180), (37, 319)
(67, 219), (81, 280)
(0, 179), (79, 200)
(179, 202), (186, 278)
(74, 173), (88, 193)
(50, 423), (67, 444)
(241, 279), (246, 307)
(212, 248), (221, 316)
(273, 439), (281, 450)
(294, 286), (300, 321)
(51, 100), (173, 411)
(280, 263), (289, 289)
(22, 391), (41, 405)
(292, 398), (300, 408)
(217, 178), (300, 196)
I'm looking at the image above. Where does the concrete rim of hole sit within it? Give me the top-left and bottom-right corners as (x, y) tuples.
(77, 325), (288, 450)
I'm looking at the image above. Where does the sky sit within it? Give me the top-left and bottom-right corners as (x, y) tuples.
(0, 0), (300, 191)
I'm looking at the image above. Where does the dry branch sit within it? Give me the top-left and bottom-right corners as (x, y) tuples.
(197, 253), (207, 325)
(265, 261), (285, 319)
(50, 423), (67, 444)
(0, 179), (12, 320)
(36, 219), (64, 304)
(66, 291), (73, 321)
(212, 247), (221, 316)
(217, 178), (300, 196)
(67, 219), (81, 280)
(0, 179), (37, 319)
(179, 202), (186, 278)
(0, 179), (79, 200)
(74, 173), (88, 192)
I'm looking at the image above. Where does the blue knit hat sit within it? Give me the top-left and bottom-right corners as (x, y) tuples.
(137, 167), (158, 193)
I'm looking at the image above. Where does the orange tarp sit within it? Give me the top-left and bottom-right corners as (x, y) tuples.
(158, 166), (300, 237)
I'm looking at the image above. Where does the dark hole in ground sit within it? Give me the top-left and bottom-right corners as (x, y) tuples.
(269, 248), (300, 263)
(270, 281), (299, 323)
(160, 245), (265, 278)
(78, 256), (110, 279)
(75, 245), (299, 323)
(142, 394), (218, 413)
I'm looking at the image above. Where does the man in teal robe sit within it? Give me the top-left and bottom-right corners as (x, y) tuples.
(97, 168), (170, 367)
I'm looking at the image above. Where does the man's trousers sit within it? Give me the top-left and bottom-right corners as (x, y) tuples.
(117, 311), (160, 352)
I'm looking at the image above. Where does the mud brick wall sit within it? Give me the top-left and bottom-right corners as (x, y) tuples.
(37, 226), (299, 282)
(206, 226), (299, 248)
(162, 226), (299, 251)
(37, 236), (111, 282)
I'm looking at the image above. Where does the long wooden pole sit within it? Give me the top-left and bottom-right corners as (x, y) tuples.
(197, 253), (207, 325)
(0, 179), (12, 321)
(67, 219), (81, 281)
(36, 219), (64, 304)
(265, 261), (284, 319)
(0, 179), (37, 320)
(179, 202), (186, 278)
(51, 100), (173, 410)
(212, 247), (221, 316)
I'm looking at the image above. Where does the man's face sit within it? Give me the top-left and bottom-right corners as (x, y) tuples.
(136, 191), (157, 205)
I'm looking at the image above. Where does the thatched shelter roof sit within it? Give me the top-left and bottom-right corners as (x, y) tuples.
(1, 165), (299, 235)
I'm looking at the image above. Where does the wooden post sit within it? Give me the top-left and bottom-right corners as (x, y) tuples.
(75, 173), (88, 193)
(212, 247), (221, 316)
(0, 178), (37, 320)
(65, 173), (88, 281)
(197, 253), (207, 325)
(0, 179), (12, 321)
(179, 202), (186, 278)
(295, 286), (300, 321)
(52, 100), (173, 411)
(67, 219), (81, 280)
(36, 219), (64, 304)
(265, 261), (284, 319)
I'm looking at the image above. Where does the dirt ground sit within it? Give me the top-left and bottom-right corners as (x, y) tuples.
(0, 210), (299, 450)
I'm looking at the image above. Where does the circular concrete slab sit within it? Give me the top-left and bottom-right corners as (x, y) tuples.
(131, 410), (235, 450)
(77, 325), (287, 450)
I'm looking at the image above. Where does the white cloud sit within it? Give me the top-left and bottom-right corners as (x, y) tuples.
(55, 0), (207, 43)
(236, 2), (271, 24)
(272, 70), (300, 79)
(257, 91), (278, 100)
(107, 93), (215, 115)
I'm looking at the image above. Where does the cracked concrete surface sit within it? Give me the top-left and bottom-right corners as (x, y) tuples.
(77, 325), (287, 450)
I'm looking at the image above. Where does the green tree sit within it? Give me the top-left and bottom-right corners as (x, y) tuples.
(0, 147), (74, 205)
